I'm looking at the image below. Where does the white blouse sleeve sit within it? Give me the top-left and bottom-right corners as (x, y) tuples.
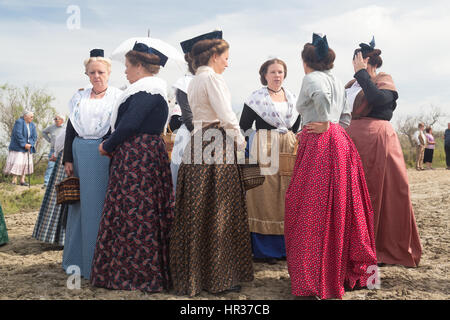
(205, 73), (245, 146)
(339, 94), (352, 128)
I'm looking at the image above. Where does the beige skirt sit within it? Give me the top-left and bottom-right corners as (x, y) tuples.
(247, 130), (297, 235)
(3, 150), (34, 176)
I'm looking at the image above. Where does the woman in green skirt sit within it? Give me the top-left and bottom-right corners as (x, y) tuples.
(0, 203), (9, 246)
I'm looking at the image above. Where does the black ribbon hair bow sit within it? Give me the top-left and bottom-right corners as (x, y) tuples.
(312, 33), (329, 61)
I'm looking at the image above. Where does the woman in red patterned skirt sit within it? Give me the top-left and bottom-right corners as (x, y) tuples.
(284, 34), (377, 299)
(90, 43), (175, 293)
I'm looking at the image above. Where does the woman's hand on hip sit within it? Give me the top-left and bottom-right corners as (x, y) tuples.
(305, 121), (330, 134)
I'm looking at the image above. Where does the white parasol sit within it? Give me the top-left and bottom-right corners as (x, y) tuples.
(110, 37), (185, 68)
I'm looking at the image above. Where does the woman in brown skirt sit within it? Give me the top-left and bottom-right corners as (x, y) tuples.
(345, 37), (422, 267)
(169, 32), (254, 296)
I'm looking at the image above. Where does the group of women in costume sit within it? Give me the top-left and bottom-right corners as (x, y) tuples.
(6, 30), (422, 300)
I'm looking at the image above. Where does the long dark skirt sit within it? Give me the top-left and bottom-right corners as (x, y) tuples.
(423, 148), (434, 164)
(170, 124), (254, 297)
(90, 134), (175, 293)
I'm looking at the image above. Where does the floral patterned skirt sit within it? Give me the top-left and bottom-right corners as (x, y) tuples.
(90, 134), (175, 293)
(170, 124), (254, 296)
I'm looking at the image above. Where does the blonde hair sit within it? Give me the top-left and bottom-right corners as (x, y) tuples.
(83, 57), (112, 73)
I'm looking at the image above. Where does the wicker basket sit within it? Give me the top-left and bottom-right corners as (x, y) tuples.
(56, 177), (80, 205)
(162, 125), (175, 161)
(279, 141), (298, 176)
(240, 162), (265, 191)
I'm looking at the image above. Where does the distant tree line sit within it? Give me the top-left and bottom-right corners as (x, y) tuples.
(0, 83), (448, 180)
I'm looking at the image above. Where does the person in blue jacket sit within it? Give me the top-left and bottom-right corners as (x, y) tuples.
(3, 110), (37, 186)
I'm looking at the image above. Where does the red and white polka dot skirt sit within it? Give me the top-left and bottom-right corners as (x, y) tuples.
(285, 123), (377, 299)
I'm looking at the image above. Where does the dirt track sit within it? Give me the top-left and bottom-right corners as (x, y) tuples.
(0, 169), (448, 300)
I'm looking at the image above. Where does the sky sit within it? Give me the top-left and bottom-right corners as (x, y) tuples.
(0, 0), (449, 130)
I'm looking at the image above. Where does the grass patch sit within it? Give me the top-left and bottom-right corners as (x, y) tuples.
(0, 183), (44, 215)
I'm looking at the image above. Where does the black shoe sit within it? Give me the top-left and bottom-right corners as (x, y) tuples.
(20, 182), (30, 186)
(253, 257), (277, 264)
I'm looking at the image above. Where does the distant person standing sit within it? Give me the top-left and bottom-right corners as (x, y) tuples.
(42, 115), (65, 188)
(3, 110), (37, 186)
(445, 122), (450, 170)
(423, 126), (435, 170)
(413, 122), (426, 171)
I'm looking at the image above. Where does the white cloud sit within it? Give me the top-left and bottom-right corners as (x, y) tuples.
(0, 1), (449, 130)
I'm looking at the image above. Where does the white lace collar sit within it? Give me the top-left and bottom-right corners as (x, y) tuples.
(68, 86), (122, 139)
(245, 87), (298, 133)
(110, 76), (168, 132)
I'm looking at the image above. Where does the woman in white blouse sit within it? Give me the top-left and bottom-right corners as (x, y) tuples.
(169, 36), (254, 296)
(62, 49), (122, 279)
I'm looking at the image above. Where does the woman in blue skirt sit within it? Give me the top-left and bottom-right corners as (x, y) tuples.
(62, 48), (122, 279)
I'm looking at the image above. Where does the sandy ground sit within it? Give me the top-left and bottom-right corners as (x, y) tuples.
(0, 168), (448, 300)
